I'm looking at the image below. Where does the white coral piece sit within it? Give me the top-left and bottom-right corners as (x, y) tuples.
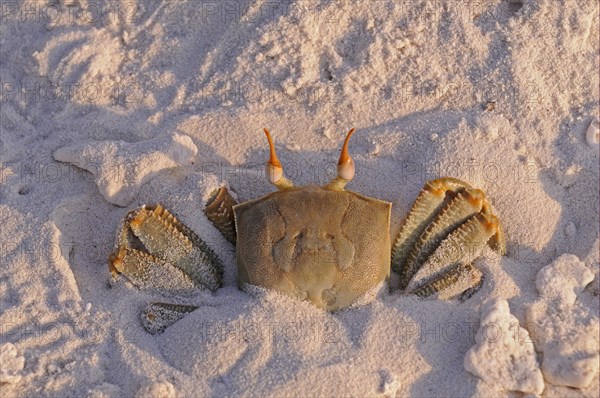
(53, 133), (197, 206)
(535, 253), (594, 304)
(526, 254), (598, 389)
(464, 298), (545, 396)
(0, 343), (25, 385)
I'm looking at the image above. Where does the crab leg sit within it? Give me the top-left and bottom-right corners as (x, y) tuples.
(482, 201), (507, 255)
(128, 205), (223, 291)
(204, 186), (237, 244)
(141, 302), (199, 334)
(392, 177), (473, 287)
(411, 263), (482, 300)
(110, 248), (199, 294)
(405, 213), (500, 298)
(109, 204), (223, 292)
(400, 188), (485, 288)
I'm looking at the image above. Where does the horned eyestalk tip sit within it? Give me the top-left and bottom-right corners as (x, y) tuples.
(264, 128), (281, 167)
(263, 128), (293, 190)
(338, 128), (355, 165)
(326, 128), (356, 190)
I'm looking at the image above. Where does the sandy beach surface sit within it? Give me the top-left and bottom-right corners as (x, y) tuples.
(1, 1), (598, 397)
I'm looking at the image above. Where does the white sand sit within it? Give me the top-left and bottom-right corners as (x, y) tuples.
(0, 0), (598, 397)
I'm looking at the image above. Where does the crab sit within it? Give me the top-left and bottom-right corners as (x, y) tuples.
(109, 129), (506, 333)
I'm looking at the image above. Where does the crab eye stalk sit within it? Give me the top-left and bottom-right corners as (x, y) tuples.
(338, 128), (356, 179)
(264, 128), (294, 190)
(326, 128), (356, 190)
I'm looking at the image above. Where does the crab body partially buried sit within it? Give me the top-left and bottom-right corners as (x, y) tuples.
(234, 184), (391, 311)
(109, 129), (505, 333)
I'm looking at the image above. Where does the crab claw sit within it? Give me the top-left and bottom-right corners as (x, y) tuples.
(326, 128), (356, 190)
(264, 128), (294, 190)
